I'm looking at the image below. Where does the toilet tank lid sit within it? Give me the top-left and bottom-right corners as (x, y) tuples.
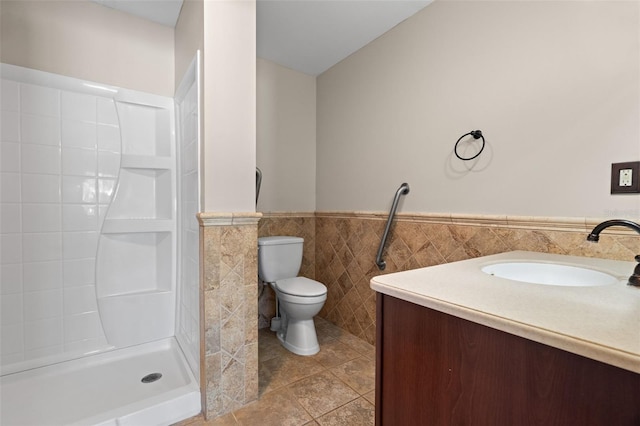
(258, 236), (304, 246)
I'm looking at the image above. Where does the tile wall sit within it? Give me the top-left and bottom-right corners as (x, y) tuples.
(259, 212), (640, 346)
(1, 78), (120, 367)
(199, 213), (261, 420)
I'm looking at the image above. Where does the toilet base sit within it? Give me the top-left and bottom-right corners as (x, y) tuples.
(276, 318), (320, 356)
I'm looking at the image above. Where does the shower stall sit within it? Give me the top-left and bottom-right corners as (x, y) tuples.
(0, 57), (201, 425)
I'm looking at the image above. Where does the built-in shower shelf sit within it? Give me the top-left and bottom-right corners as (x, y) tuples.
(120, 154), (172, 170)
(102, 219), (173, 234)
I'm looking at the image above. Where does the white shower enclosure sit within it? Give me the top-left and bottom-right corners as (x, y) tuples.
(0, 60), (201, 425)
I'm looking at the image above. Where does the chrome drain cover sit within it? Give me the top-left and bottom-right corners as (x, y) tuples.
(141, 372), (162, 383)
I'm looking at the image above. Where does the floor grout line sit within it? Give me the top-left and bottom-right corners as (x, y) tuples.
(179, 319), (375, 425)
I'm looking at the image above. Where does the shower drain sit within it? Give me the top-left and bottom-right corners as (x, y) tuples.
(141, 372), (163, 383)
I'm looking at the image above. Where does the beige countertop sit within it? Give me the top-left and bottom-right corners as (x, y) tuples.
(370, 251), (640, 374)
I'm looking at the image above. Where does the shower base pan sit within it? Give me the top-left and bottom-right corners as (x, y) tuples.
(1, 337), (201, 426)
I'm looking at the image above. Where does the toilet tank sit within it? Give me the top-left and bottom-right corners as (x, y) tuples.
(258, 236), (304, 283)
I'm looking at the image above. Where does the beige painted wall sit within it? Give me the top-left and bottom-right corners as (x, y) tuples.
(0, 0), (174, 97)
(202, 0), (256, 213)
(175, 0), (203, 92)
(257, 58), (316, 212)
(316, 1), (640, 219)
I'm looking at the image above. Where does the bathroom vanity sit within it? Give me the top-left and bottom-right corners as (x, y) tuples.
(371, 251), (640, 425)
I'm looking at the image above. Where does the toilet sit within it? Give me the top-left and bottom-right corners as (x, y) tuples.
(258, 236), (327, 356)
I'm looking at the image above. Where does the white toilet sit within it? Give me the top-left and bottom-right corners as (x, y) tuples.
(258, 236), (327, 356)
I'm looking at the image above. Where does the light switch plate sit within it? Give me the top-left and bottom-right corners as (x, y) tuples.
(611, 161), (640, 194)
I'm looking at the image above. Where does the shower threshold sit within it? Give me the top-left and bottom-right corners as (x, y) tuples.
(1, 337), (201, 426)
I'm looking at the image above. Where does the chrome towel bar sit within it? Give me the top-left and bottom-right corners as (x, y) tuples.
(375, 182), (410, 270)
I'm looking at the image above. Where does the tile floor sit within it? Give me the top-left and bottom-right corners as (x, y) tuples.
(177, 317), (376, 426)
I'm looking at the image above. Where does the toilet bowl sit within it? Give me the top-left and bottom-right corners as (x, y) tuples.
(273, 277), (327, 355)
(258, 236), (327, 356)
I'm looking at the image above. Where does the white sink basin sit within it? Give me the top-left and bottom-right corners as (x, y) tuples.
(481, 262), (619, 287)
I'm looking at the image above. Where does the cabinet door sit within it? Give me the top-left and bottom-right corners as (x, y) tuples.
(375, 294), (640, 426)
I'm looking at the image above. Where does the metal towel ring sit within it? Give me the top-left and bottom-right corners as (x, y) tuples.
(454, 130), (485, 161)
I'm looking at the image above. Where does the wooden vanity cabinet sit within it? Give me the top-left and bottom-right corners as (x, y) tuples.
(375, 294), (640, 425)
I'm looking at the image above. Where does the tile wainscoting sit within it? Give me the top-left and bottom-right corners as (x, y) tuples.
(198, 212), (262, 419)
(259, 211), (640, 346)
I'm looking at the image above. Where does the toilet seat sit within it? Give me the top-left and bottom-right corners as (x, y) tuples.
(275, 277), (327, 297)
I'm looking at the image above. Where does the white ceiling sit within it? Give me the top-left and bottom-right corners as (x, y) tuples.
(258, 1), (432, 75)
(91, 0), (184, 27)
(91, 0), (432, 76)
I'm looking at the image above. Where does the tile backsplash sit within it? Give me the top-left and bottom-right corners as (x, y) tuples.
(259, 212), (640, 346)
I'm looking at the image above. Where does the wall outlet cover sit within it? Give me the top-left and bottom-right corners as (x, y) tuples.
(619, 169), (633, 187)
(611, 161), (640, 194)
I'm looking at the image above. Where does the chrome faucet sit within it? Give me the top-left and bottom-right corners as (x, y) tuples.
(587, 219), (640, 287)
